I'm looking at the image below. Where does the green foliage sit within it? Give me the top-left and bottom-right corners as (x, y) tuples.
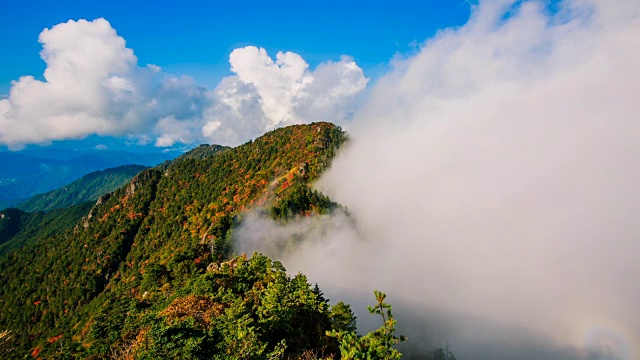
(270, 183), (338, 220)
(0, 201), (93, 256)
(86, 253), (341, 359)
(156, 144), (230, 171)
(0, 123), (455, 360)
(330, 301), (358, 333)
(0, 208), (24, 244)
(0, 123), (349, 358)
(328, 290), (406, 359)
(0, 169), (162, 357)
(16, 164), (147, 212)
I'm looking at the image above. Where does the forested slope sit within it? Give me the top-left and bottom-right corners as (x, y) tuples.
(16, 165), (148, 212)
(0, 122), (354, 358)
(0, 202), (94, 257)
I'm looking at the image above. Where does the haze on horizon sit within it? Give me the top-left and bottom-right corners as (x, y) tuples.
(2, 1), (640, 359)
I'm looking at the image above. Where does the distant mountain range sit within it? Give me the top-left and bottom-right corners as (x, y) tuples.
(0, 150), (177, 208)
(15, 165), (148, 213)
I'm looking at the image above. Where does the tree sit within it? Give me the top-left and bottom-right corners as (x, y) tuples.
(330, 301), (357, 333)
(328, 290), (406, 359)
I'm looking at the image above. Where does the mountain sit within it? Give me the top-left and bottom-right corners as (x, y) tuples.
(165, 143), (230, 162)
(0, 199), (24, 210)
(155, 144), (230, 171)
(0, 152), (65, 178)
(0, 123), (362, 359)
(16, 165), (148, 213)
(65, 150), (173, 170)
(0, 153), (66, 208)
(0, 150), (177, 206)
(0, 202), (94, 257)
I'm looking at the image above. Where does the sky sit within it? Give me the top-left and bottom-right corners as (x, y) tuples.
(0, 0), (470, 152)
(1, 0), (470, 89)
(3, 1), (640, 359)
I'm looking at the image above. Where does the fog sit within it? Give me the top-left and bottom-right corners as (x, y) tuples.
(235, 0), (640, 359)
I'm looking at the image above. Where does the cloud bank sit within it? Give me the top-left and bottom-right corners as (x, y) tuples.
(0, 19), (367, 149)
(236, 0), (640, 359)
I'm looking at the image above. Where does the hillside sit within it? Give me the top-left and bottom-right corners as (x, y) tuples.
(0, 123), (359, 358)
(0, 150), (175, 206)
(155, 144), (230, 172)
(0, 202), (94, 257)
(16, 165), (148, 213)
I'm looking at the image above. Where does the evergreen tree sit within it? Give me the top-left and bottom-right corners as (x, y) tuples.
(328, 290), (406, 359)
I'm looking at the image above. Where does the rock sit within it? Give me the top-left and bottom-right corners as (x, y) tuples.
(95, 192), (112, 206)
(125, 181), (137, 197)
(206, 262), (219, 272)
(87, 192), (112, 222)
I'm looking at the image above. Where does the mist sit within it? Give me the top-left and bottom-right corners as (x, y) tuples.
(234, 0), (640, 359)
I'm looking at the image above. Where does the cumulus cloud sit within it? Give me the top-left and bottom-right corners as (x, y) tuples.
(0, 19), (138, 148)
(200, 47), (368, 145)
(0, 20), (367, 149)
(0, 18), (204, 149)
(228, 47), (367, 127)
(236, 0), (640, 359)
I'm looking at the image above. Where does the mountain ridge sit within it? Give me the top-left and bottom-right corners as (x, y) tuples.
(0, 150), (177, 205)
(16, 165), (149, 213)
(0, 122), (353, 358)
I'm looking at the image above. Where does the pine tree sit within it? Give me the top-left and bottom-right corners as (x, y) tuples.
(328, 290), (406, 359)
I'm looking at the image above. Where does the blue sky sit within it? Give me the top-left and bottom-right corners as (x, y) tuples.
(0, 0), (473, 153)
(0, 0), (470, 95)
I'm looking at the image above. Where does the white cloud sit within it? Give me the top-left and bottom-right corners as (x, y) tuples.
(0, 22), (367, 149)
(228, 47), (311, 127)
(0, 19), (162, 148)
(198, 46), (368, 145)
(226, 46), (370, 127)
(0, 19), (141, 149)
(236, 0), (640, 359)
(153, 115), (197, 147)
(201, 121), (221, 138)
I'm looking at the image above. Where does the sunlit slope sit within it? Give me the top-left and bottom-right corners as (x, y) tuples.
(0, 122), (347, 358)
